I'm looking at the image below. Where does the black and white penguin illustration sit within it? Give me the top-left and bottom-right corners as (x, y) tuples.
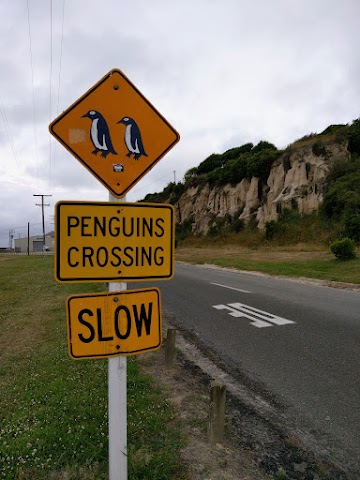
(82, 110), (117, 158)
(117, 117), (147, 160)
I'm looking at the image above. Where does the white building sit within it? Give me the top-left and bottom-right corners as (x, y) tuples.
(14, 231), (55, 253)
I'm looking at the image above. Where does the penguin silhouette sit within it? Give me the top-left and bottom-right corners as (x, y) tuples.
(117, 117), (147, 160)
(82, 110), (117, 158)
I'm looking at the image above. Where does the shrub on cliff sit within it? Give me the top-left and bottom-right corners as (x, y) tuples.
(347, 118), (360, 155)
(321, 155), (360, 227)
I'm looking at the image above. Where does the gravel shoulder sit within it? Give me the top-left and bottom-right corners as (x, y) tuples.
(139, 327), (270, 480)
(139, 317), (353, 480)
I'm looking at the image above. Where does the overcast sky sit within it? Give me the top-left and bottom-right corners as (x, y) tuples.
(1, 0), (359, 247)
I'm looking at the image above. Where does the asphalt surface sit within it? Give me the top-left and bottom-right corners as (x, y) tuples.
(140, 262), (360, 473)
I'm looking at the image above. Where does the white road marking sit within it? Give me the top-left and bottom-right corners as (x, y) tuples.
(211, 282), (251, 294)
(212, 302), (295, 328)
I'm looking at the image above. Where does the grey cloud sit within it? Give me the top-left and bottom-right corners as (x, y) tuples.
(0, 0), (359, 245)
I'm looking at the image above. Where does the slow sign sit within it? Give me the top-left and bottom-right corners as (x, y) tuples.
(66, 288), (161, 359)
(55, 201), (174, 282)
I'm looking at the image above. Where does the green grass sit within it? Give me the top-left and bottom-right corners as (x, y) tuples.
(0, 255), (185, 480)
(195, 256), (360, 283)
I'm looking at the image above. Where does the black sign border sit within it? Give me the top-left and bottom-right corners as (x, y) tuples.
(49, 69), (180, 198)
(55, 201), (174, 283)
(66, 288), (162, 359)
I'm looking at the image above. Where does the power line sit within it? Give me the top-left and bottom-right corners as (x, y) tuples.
(49, 0), (53, 189)
(2, 223), (43, 231)
(26, 0), (39, 183)
(56, 0), (66, 116)
(130, 171), (177, 196)
(0, 95), (21, 170)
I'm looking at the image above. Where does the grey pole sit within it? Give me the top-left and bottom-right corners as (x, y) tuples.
(33, 194), (52, 249)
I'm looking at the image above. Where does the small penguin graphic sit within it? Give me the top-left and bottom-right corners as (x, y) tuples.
(117, 117), (147, 160)
(82, 110), (117, 158)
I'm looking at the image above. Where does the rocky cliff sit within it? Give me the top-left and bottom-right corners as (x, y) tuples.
(175, 139), (350, 234)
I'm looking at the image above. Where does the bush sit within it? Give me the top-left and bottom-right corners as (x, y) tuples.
(312, 141), (327, 157)
(246, 149), (280, 181)
(197, 153), (223, 175)
(207, 223), (224, 237)
(221, 143), (253, 162)
(265, 220), (277, 240)
(252, 140), (277, 153)
(229, 217), (244, 233)
(184, 167), (198, 181)
(321, 124), (346, 135)
(347, 118), (360, 155)
(330, 238), (357, 260)
(320, 155), (360, 221)
(344, 214), (360, 244)
(175, 217), (194, 244)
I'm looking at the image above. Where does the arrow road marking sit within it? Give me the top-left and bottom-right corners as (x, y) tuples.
(212, 302), (295, 328)
(210, 282), (251, 294)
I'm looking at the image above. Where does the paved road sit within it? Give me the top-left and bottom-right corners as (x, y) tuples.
(141, 262), (360, 472)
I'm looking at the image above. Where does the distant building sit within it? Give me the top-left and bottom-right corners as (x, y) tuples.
(14, 231), (55, 253)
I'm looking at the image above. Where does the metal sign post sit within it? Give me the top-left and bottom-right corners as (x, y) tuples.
(108, 194), (127, 479)
(108, 353), (127, 479)
(50, 68), (179, 480)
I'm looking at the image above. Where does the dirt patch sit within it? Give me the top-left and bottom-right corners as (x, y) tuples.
(139, 319), (354, 480)
(138, 345), (268, 480)
(0, 256), (14, 261)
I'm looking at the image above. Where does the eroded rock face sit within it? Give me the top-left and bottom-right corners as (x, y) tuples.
(175, 140), (350, 234)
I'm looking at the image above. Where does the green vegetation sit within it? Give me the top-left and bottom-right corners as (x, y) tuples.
(263, 210), (340, 246)
(184, 139), (279, 188)
(141, 118), (360, 208)
(330, 238), (357, 260)
(0, 256), (185, 480)
(142, 140), (280, 205)
(321, 153), (360, 244)
(175, 216), (194, 244)
(263, 127), (360, 249)
(142, 117), (360, 253)
(176, 241), (360, 284)
(142, 181), (186, 205)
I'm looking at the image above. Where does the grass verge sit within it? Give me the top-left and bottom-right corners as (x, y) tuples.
(0, 255), (185, 480)
(175, 243), (360, 284)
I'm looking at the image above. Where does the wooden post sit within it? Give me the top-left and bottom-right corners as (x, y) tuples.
(165, 327), (176, 369)
(208, 380), (226, 443)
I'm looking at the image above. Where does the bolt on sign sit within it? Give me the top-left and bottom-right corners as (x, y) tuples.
(49, 68), (180, 198)
(66, 288), (161, 360)
(55, 201), (174, 283)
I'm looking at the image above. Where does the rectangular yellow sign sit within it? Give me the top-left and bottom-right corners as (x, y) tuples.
(66, 288), (162, 359)
(55, 201), (174, 282)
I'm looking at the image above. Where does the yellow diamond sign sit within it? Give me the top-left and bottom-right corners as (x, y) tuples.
(49, 68), (180, 197)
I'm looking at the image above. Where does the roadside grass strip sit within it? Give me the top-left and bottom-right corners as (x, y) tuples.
(177, 249), (360, 284)
(0, 256), (184, 480)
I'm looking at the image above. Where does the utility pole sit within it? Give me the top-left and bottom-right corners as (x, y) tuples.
(33, 194), (52, 250)
(8, 229), (14, 251)
(27, 222), (30, 256)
